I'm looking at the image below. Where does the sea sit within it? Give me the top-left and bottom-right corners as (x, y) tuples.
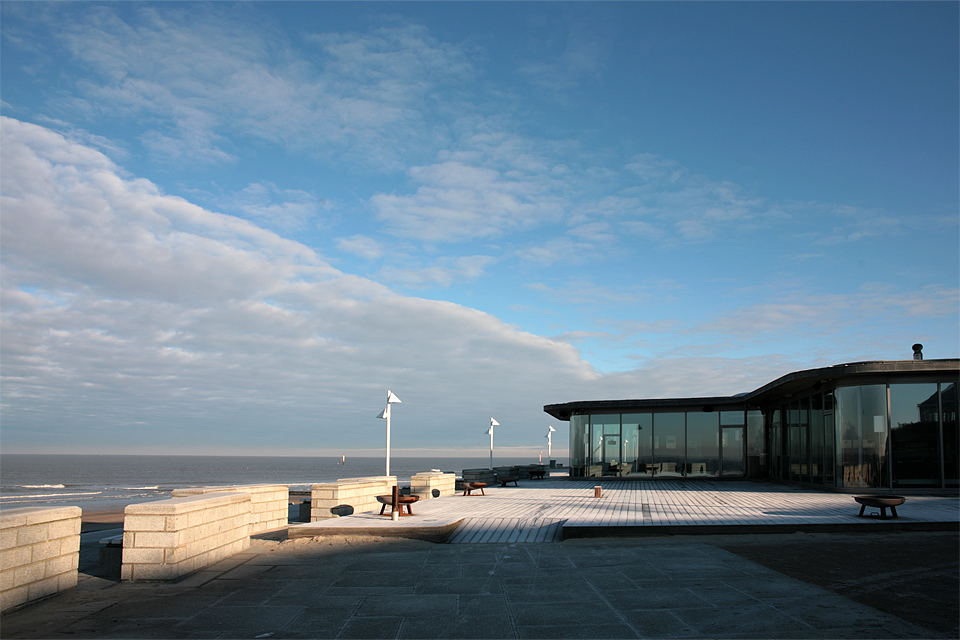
(0, 454), (542, 513)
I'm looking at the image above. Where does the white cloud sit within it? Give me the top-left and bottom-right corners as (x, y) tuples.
(694, 285), (960, 341)
(0, 117), (601, 453)
(336, 235), (383, 260)
(377, 255), (497, 288)
(225, 182), (326, 230)
(40, 8), (473, 169)
(371, 160), (566, 242)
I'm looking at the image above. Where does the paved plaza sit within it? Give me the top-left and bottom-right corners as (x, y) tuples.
(2, 480), (957, 639)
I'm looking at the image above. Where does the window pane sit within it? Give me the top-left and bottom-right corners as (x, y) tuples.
(837, 385), (888, 488)
(890, 383), (941, 488)
(722, 427), (744, 476)
(746, 410), (765, 476)
(589, 415), (620, 477)
(622, 413), (652, 477)
(653, 413), (685, 477)
(810, 395), (824, 484)
(721, 411), (745, 425)
(571, 415), (587, 477)
(686, 412), (719, 477)
(944, 383), (958, 487)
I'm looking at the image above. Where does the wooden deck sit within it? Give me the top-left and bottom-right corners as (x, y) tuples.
(287, 478), (959, 542)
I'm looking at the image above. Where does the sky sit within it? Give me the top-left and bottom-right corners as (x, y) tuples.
(1, 2), (957, 459)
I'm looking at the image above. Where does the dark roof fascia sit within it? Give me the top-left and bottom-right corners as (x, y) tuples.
(742, 358), (959, 405)
(543, 395), (747, 421)
(543, 359), (959, 421)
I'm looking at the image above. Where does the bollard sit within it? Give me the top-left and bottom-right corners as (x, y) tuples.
(391, 485), (400, 521)
(594, 486), (602, 498)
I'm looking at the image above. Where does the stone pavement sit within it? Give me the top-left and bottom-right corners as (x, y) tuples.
(3, 530), (956, 639)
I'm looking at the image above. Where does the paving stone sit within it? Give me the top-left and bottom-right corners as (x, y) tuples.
(179, 604), (307, 633)
(671, 602), (816, 636)
(600, 586), (714, 611)
(329, 570), (418, 588)
(517, 623), (639, 639)
(336, 615), (403, 639)
(400, 613), (517, 639)
(509, 600), (621, 627)
(617, 609), (700, 638)
(415, 576), (503, 595)
(353, 593), (458, 617)
(457, 594), (512, 616)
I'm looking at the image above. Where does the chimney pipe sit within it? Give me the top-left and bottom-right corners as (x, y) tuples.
(912, 343), (923, 360)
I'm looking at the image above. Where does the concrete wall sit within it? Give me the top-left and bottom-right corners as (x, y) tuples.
(121, 492), (251, 581)
(1, 506), (81, 612)
(462, 468), (496, 484)
(410, 472), (456, 500)
(310, 476), (396, 520)
(171, 484), (288, 533)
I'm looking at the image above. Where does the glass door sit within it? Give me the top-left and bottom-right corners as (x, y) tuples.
(721, 427), (744, 476)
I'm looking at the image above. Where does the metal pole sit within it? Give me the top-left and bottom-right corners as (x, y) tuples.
(487, 418), (498, 470)
(385, 404), (391, 477)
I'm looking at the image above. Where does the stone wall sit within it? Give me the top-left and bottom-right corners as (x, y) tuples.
(121, 492), (251, 581)
(1, 506), (81, 612)
(409, 472), (456, 499)
(310, 476), (396, 520)
(462, 468), (496, 484)
(171, 484), (288, 533)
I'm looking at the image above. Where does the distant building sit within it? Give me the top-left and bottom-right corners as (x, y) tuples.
(544, 354), (958, 492)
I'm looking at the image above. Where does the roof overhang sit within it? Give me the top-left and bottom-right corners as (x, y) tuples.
(543, 358), (959, 421)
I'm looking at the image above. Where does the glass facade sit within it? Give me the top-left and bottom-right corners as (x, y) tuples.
(773, 381), (959, 489)
(565, 377), (959, 489)
(568, 409), (753, 478)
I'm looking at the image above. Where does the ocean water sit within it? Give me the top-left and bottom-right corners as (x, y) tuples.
(0, 454), (543, 513)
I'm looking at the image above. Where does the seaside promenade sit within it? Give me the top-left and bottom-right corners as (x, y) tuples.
(2, 478), (958, 639)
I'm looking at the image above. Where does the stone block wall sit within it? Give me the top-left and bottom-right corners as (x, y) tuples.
(171, 484), (288, 533)
(310, 476), (396, 520)
(409, 472), (456, 499)
(121, 492), (251, 581)
(462, 468), (496, 484)
(1, 506), (81, 612)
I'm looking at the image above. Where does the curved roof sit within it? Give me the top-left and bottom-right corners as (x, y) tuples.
(543, 358), (959, 421)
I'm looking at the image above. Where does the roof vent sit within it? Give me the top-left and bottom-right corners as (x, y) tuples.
(912, 343), (923, 360)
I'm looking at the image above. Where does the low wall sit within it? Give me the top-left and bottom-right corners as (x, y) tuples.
(462, 468), (496, 484)
(410, 472), (456, 499)
(310, 476), (396, 520)
(1, 506), (81, 612)
(122, 492), (251, 581)
(171, 484), (288, 533)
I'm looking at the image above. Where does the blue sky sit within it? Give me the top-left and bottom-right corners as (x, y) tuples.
(2, 2), (957, 458)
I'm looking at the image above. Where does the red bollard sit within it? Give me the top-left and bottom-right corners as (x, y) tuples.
(594, 486), (602, 498)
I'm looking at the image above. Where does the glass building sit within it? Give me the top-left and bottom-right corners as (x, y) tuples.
(544, 357), (959, 492)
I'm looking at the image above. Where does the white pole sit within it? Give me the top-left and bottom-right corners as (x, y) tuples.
(378, 391), (401, 477)
(385, 404), (391, 477)
(489, 425), (494, 469)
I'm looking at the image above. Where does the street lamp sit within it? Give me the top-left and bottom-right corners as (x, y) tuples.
(546, 425), (556, 459)
(486, 418), (499, 470)
(376, 390), (402, 476)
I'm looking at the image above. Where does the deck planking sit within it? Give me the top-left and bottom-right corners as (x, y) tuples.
(287, 478), (959, 543)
